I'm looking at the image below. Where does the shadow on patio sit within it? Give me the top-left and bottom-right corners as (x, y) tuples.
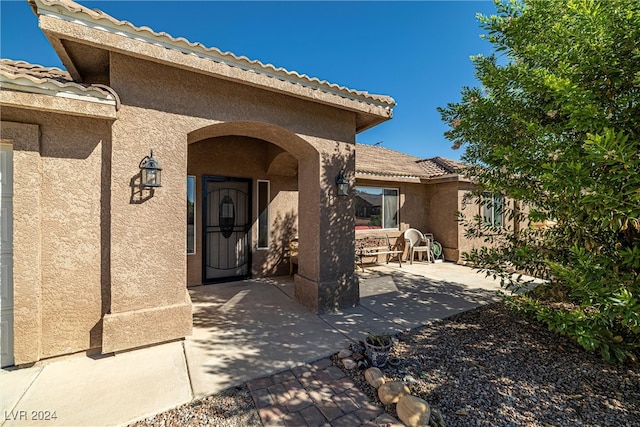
(184, 263), (503, 398)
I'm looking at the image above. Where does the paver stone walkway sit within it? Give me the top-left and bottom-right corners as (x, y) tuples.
(248, 358), (402, 427)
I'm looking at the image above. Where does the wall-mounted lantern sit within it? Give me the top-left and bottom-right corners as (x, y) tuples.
(139, 149), (162, 188)
(335, 169), (349, 197)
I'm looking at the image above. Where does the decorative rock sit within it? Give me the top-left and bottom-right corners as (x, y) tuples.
(364, 367), (386, 389)
(342, 358), (357, 370)
(352, 352), (365, 361)
(338, 348), (353, 359)
(397, 395), (431, 427)
(377, 381), (411, 405)
(403, 374), (417, 384)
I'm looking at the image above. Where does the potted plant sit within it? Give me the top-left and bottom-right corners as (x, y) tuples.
(364, 332), (393, 367)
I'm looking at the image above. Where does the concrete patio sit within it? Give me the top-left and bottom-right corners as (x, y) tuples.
(1, 262), (505, 426)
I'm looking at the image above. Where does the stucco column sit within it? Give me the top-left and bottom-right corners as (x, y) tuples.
(294, 148), (358, 313)
(101, 107), (192, 353)
(2, 122), (42, 365)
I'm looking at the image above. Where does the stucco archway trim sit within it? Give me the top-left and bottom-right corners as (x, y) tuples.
(187, 121), (317, 160)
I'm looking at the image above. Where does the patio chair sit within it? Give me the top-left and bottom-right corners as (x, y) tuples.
(404, 228), (432, 264)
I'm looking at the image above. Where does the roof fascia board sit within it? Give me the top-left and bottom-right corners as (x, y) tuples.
(422, 174), (469, 184)
(36, 7), (394, 116)
(1, 89), (117, 119)
(355, 171), (422, 183)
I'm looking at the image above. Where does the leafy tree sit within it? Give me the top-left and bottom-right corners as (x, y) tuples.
(439, 0), (640, 363)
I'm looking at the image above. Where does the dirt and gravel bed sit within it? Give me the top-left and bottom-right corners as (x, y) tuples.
(129, 384), (260, 427)
(334, 302), (640, 427)
(131, 302), (639, 426)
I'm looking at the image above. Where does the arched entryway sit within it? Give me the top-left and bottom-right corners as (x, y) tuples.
(186, 121), (358, 313)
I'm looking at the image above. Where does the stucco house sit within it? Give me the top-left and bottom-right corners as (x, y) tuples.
(354, 143), (477, 262)
(0, 0), (400, 368)
(352, 143), (520, 263)
(0, 0), (506, 369)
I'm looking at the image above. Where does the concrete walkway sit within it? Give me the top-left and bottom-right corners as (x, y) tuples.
(1, 263), (504, 427)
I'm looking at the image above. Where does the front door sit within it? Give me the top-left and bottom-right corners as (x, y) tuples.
(203, 177), (251, 283)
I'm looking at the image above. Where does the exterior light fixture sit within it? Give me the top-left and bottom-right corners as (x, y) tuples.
(140, 149), (162, 188)
(335, 169), (349, 197)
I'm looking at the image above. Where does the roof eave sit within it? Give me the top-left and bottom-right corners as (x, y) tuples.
(0, 83), (118, 119)
(32, 0), (395, 121)
(356, 113), (393, 134)
(356, 171), (423, 184)
(422, 174), (471, 184)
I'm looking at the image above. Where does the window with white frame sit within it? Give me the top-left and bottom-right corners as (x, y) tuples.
(355, 186), (399, 230)
(257, 180), (270, 249)
(482, 192), (504, 227)
(187, 175), (196, 254)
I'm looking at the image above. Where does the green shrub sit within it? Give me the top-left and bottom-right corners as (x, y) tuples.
(440, 0), (640, 363)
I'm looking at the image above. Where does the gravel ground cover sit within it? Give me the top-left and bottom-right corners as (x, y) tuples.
(129, 385), (260, 427)
(336, 302), (640, 427)
(131, 302), (639, 426)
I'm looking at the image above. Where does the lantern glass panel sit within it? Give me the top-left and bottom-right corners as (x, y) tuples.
(337, 181), (349, 196)
(142, 168), (161, 187)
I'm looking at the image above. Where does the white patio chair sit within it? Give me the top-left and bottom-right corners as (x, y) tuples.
(404, 228), (432, 264)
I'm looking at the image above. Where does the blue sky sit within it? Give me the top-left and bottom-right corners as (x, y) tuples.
(1, 0), (497, 160)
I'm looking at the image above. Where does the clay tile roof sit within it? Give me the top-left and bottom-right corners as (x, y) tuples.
(356, 143), (467, 180)
(0, 58), (118, 102)
(416, 156), (467, 178)
(355, 143), (426, 179)
(433, 156), (466, 173)
(29, 0), (395, 109)
(0, 59), (71, 82)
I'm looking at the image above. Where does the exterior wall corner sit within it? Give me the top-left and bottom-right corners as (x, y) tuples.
(1, 121), (42, 365)
(102, 290), (192, 354)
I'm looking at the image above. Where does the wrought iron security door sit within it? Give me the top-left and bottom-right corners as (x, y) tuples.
(203, 177), (251, 283)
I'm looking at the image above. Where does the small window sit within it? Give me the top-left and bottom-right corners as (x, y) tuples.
(355, 186), (399, 230)
(257, 180), (270, 249)
(482, 192), (503, 227)
(187, 176), (196, 254)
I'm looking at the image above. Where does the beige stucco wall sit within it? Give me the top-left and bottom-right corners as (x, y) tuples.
(303, 139), (357, 312)
(253, 176), (298, 276)
(454, 184), (485, 262)
(422, 180), (465, 261)
(1, 111), (111, 363)
(424, 180), (523, 263)
(1, 6), (394, 362)
(103, 51), (360, 337)
(2, 42), (375, 362)
(455, 190), (525, 263)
